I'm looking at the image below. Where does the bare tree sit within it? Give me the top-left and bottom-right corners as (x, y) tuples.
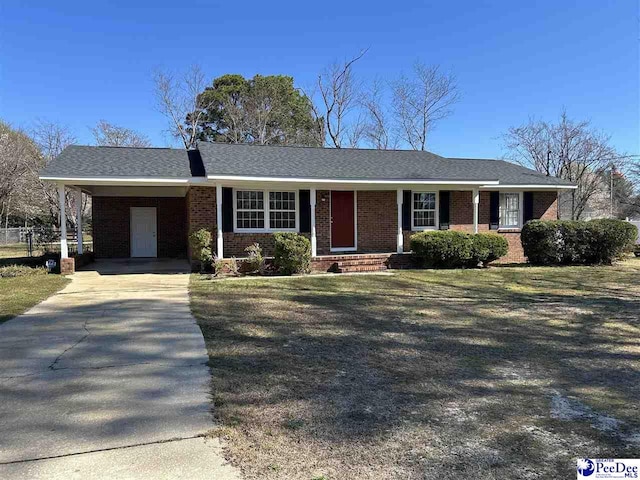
(153, 65), (215, 149)
(91, 120), (151, 147)
(360, 79), (398, 149)
(392, 62), (460, 151)
(503, 110), (621, 220)
(30, 120), (79, 225)
(0, 122), (41, 226)
(313, 50), (368, 148)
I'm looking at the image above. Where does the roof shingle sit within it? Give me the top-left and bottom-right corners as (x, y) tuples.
(40, 142), (574, 187)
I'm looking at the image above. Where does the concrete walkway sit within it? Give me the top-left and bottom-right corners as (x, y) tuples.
(0, 260), (241, 479)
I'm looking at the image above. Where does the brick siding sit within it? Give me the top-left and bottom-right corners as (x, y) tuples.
(356, 191), (397, 253)
(403, 190), (558, 263)
(92, 196), (187, 258)
(316, 190), (331, 255)
(181, 186), (558, 265)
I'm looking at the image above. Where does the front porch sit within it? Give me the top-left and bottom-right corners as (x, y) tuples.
(51, 181), (559, 274)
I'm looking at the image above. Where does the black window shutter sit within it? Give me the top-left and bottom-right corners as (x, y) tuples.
(299, 190), (311, 233)
(523, 192), (534, 223)
(402, 190), (412, 230)
(489, 191), (500, 230)
(222, 187), (233, 232)
(439, 191), (450, 230)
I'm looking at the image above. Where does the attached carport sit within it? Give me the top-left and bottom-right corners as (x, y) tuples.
(39, 146), (201, 273)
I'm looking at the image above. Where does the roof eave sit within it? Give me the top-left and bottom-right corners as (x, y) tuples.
(39, 176), (192, 186)
(205, 175), (500, 185)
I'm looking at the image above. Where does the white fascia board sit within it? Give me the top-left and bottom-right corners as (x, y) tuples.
(206, 175), (499, 186)
(480, 184), (577, 190)
(39, 176), (191, 186)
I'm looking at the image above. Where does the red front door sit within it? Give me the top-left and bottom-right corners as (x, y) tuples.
(331, 191), (355, 249)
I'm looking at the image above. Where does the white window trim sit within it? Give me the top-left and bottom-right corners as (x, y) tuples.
(411, 190), (440, 231)
(233, 188), (300, 233)
(498, 191), (524, 230)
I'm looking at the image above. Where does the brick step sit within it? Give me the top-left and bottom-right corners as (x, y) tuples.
(337, 264), (388, 273)
(317, 253), (391, 262)
(337, 258), (389, 267)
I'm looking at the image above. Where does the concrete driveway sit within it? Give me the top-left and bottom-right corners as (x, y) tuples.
(0, 260), (240, 479)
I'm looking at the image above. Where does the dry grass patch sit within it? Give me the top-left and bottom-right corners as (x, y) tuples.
(0, 274), (69, 324)
(190, 259), (640, 479)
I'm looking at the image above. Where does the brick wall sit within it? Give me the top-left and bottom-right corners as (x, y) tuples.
(316, 190), (331, 255)
(403, 190), (559, 263)
(182, 187), (558, 264)
(92, 196), (187, 258)
(185, 185), (314, 259)
(356, 191), (397, 253)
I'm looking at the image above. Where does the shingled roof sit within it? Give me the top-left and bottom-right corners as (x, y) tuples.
(41, 142), (575, 187)
(198, 142), (574, 186)
(40, 145), (192, 179)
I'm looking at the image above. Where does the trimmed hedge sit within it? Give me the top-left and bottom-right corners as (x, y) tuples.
(410, 231), (508, 268)
(470, 233), (509, 266)
(521, 219), (637, 265)
(273, 232), (311, 275)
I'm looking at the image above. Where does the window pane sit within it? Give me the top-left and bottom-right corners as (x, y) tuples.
(237, 191), (265, 229)
(413, 192), (435, 210)
(268, 191), (296, 229)
(270, 191), (295, 212)
(499, 193), (519, 227)
(413, 210), (435, 227)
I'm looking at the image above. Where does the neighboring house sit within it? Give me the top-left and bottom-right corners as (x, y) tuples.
(40, 141), (575, 273)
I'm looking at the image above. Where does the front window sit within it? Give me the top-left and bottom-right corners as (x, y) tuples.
(236, 190), (265, 229)
(235, 190), (297, 231)
(499, 193), (520, 228)
(413, 192), (437, 228)
(269, 191), (296, 229)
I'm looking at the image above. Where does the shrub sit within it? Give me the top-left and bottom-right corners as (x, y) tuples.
(410, 231), (473, 268)
(520, 220), (560, 265)
(470, 233), (509, 267)
(584, 219), (637, 264)
(228, 256), (240, 275)
(189, 228), (213, 273)
(522, 219), (637, 265)
(244, 243), (265, 273)
(273, 232), (311, 275)
(0, 265), (48, 278)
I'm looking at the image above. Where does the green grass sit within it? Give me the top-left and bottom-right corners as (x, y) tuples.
(0, 274), (70, 324)
(190, 259), (640, 479)
(0, 244), (33, 258)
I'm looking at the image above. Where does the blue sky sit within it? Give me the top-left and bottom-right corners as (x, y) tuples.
(1, 1), (638, 158)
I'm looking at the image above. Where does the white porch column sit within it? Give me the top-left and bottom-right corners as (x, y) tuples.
(396, 188), (404, 253)
(75, 189), (83, 255)
(310, 188), (317, 257)
(216, 184), (223, 258)
(472, 188), (480, 234)
(58, 184), (68, 259)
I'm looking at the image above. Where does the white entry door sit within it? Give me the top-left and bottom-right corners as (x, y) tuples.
(130, 207), (157, 257)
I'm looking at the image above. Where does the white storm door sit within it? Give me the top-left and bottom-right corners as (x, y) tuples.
(130, 207), (157, 258)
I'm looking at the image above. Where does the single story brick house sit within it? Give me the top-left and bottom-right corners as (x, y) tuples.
(40, 141), (575, 273)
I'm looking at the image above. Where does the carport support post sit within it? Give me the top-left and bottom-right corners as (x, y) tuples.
(310, 188), (317, 257)
(216, 184), (223, 258)
(472, 188), (480, 234)
(75, 189), (83, 255)
(396, 188), (403, 253)
(58, 184), (68, 259)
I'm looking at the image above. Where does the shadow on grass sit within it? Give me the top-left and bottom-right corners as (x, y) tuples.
(191, 262), (640, 478)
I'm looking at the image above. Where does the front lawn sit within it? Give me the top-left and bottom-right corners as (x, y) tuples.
(0, 275), (70, 324)
(190, 259), (640, 479)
